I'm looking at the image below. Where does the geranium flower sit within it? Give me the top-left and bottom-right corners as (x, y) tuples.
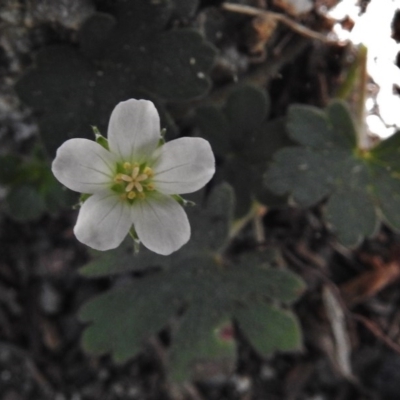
(52, 99), (215, 255)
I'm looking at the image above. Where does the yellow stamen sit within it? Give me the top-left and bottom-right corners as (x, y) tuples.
(114, 173), (123, 182)
(113, 163), (155, 201)
(143, 167), (154, 177)
(131, 166), (140, 180)
(136, 174), (148, 182)
(121, 174), (132, 182)
(126, 182), (135, 192)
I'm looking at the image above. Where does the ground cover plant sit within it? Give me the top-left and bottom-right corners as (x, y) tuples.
(2, 0), (400, 399)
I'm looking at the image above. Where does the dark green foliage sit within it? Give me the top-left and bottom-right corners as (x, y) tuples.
(137, 30), (215, 100)
(265, 100), (400, 246)
(0, 154), (74, 222)
(225, 85), (270, 136)
(15, 0), (216, 156)
(80, 184), (233, 277)
(234, 303), (302, 355)
(196, 85), (292, 216)
(171, 0), (199, 18)
(6, 185), (47, 222)
(370, 130), (400, 171)
(0, 155), (21, 184)
(374, 171), (400, 229)
(16, 46), (97, 157)
(80, 254), (304, 381)
(79, 185), (304, 381)
(370, 135), (400, 230)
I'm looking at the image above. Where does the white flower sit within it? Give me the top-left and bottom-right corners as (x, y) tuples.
(52, 99), (215, 255)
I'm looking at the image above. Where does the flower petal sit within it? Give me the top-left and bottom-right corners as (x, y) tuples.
(151, 137), (215, 194)
(131, 193), (190, 255)
(107, 99), (161, 163)
(74, 192), (132, 251)
(52, 138), (116, 193)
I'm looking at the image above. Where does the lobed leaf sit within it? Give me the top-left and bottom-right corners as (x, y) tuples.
(171, 0), (200, 18)
(15, 0), (216, 156)
(80, 278), (180, 361)
(372, 166), (400, 231)
(234, 303), (302, 356)
(287, 105), (334, 148)
(138, 29), (216, 101)
(287, 101), (356, 150)
(369, 130), (400, 172)
(80, 253), (305, 382)
(195, 106), (231, 155)
(326, 101), (358, 149)
(169, 305), (235, 382)
(265, 100), (400, 246)
(196, 85), (290, 216)
(224, 85), (270, 143)
(266, 148), (335, 207)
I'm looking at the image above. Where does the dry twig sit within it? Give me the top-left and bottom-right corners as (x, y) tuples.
(222, 3), (344, 44)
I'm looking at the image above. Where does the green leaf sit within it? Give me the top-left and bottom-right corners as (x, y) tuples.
(234, 303), (302, 356)
(81, 239), (178, 277)
(112, 0), (172, 38)
(222, 159), (255, 217)
(15, 0), (216, 156)
(80, 184), (234, 277)
(235, 253), (305, 304)
(372, 166), (400, 230)
(16, 46), (98, 156)
(171, 0), (200, 18)
(265, 100), (400, 246)
(169, 306), (235, 382)
(5, 185), (46, 222)
(0, 155), (21, 184)
(196, 85), (289, 216)
(78, 13), (116, 59)
(186, 183), (234, 254)
(241, 117), (292, 163)
(325, 187), (377, 247)
(369, 130), (400, 172)
(265, 148), (335, 207)
(327, 100), (358, 149)
(287, 105), (335, 148)
(287, 101), (356, 150)
(195, 106), (231, 156)
(0, 151), (75, 219)
(41, 175), (76, 214)
(138, 29), (216, 101)
(80, 253), (304, 382)
(80, 276), (179, 361)
(224, 85), (270, 143)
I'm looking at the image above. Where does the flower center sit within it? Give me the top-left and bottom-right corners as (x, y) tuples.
(113, 162), (155, 202)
